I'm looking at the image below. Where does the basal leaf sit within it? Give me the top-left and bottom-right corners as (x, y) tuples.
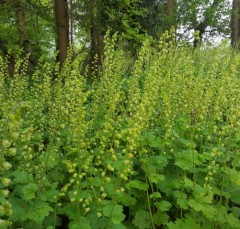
(62, 203), (79, 221)
(39, 182), (59, 202)
(132, 210), (151, 229)
(126, 180), (149, 191)
(150, 155), (168, 169)
(148, 173), (165, 184)
(188, 199), (205, 212)
(149, 192), (161, 199)
(69, 218), (91, 229)
(12, 171), (33, 184)
(173, 190), (188, 209)
(22, 183), (38, 200)
(153, 212), (169, 226)
(26, 202), (53, 225)
(107, 223), (127, 229)
(167, 216), (201, 229)
(155, 201), (172, 212)
(103, 204), (125, 224)
(116, 193), (137, 206)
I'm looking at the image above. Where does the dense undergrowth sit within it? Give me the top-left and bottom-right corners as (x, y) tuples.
(1, 33), (240, 229)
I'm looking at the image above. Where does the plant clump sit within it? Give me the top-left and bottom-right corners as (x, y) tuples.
(0, 33), (240, 228)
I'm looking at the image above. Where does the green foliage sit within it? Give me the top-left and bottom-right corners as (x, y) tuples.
(0, 0), (54, 57)
(1, 34), (240, 228)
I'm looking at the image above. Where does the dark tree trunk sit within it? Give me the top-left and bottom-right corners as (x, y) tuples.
(165, 0), (176, 31)
(15, 0), (37, 68)
(54, 0), (69, 66)
(69, 0), (74, 45)
(193, 23), (207, 48)
(0, 0), (14, 76)
(231, 0), (240, 47)
(0, 39), (15, 77)
(193, 0), (221, 47)
(89, 0), (104, 74)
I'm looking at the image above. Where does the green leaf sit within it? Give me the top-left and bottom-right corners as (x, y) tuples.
(148, 173), (165, 184)
(62, 203), (79, 221)
(167, 216), (201, 229)
(8, 197), (26, 222)
(229, 187), (240, 204)
(132, 210), (151, 229)
(103, 204), (125, 224)
(175, 151), (193, 171)
(126, 180), (149, 191)
(117, 193), (137, 206)
(183, 177), (194, 191)
(25, 202), (53, 225)
(39, 182), (59, 202)
(155, 201), (172, 212)
(183, 216), (201, 229)
(22, 183), (38, 200)
(188, 199), (205, 212)
(226, 168), (240, 186)
(150, 155), (168, 169)
(107, 224), (127, 229)
(69, 218), (91, 229)
(149, 192), (161, 199)
(231, 207), (240, 218)
(12, 171), (33, 184)
(153, 212), (169, 226)
(172, 190), (188, 210)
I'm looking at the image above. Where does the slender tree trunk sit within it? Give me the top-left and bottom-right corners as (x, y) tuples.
(97, 34), (104, 66)
(165, 0), (176, 31)
(231, 0), (240, 47)
(89, 0), (97, 68)
(54, 0), (69, 66)
(16, 0), (26, 46)
(69, 0), (74, 45)
(0, 0), (14, 76)
(89, 0), (104, 73)
(193, 0), (221, 47)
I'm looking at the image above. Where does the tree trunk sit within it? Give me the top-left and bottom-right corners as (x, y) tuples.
(165, 0), (176, 31)
(89, 0), (104, 73)
(231, 0), (240, 47)
(193, 0), (221, 47)
(69, 0), (74, 45)
(54, 0), (69, 66)
(15, 0), (33, 56)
